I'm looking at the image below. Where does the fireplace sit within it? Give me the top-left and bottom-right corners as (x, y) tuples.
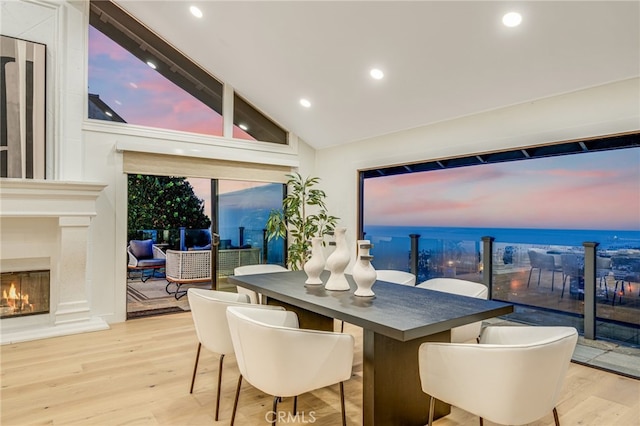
(1, 270), (50, 318)
(0, 179), (108, 344)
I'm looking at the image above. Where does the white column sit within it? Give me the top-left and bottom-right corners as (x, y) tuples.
(54, 215), (91, 325)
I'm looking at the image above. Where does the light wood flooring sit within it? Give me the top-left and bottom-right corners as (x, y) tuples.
(1, 312), (639, 426)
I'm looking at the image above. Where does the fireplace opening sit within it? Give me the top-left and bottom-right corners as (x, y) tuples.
(0, 270), (50, 318)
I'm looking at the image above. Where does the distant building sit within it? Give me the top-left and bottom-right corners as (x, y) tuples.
(88, 93), (126, 123)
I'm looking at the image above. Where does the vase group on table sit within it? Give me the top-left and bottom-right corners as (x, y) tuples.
(352, 240), (377, 297)
(304, 236), (325, 285)
(325, 227), (351, 291)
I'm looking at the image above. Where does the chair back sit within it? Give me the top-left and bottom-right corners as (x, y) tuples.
(166, 250), (211, 281)
(187, 288), (251, 355)
(376, 269), (416, 286)
(528, 249), (555, 270)
(419, 326), (578, 426)
(226, 306), (354, 398)
(416, 278), (488, 342)
(560, 253), (582, 276)
(233, 264), (288, 303)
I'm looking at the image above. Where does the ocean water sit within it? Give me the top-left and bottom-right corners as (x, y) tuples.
(364, 226), (640, 250)
(363, 225), (640, 272)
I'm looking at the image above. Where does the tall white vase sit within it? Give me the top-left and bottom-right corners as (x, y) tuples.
(353, 240), (377, 297)
(304, 236), (325, 285)
(324, 228), (351, 291)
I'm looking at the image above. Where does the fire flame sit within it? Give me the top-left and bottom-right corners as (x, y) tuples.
(2, 282), (32, 313)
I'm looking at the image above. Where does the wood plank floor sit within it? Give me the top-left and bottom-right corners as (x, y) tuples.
(1, 312), (639, 426)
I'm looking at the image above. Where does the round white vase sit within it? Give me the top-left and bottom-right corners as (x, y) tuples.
(304, 236), (325, 285)
(353, 240), (377, 297)
(324, 228), (351, 291)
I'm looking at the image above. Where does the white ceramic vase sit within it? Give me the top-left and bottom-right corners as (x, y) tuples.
(353, 240), (377, 297)
(304, 236), (325, 285)
(324, 228), (351, 291)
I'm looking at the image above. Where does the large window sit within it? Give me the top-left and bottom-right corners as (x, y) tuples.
(360, 132), (640, 345)
(88, 0), (287, 144)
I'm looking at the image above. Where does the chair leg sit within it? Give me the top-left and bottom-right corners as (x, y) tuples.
(527, 268), (533, 287)
(272, 396), (279, 425)
(561, 275), (568, 299)
(340, 321), (344, 333)
(293, 395), (297, 415)
(189, 343), (201, 393)
(537, 269), (542, 286)
(428, 395), (435, 426)
(230, 375), (243, 426)
(340, 381), (346, 426)
(553, 407), (560, 426)
(479, 417), (484, 426)
(551, 270), (555, 291)
(215, 354), (225, 421)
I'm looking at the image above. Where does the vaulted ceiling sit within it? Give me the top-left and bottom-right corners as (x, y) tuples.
(114, 1), (640, 150)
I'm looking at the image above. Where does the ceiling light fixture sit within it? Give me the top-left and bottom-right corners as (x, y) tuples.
(146, 61), (157, 69)
(300, 98), (311, 108)
(239, 123), (249, 131)
(370, 68), (384, 80)
(105, 111), (113, 117)
(502, 12), (522, 27)
(190, 6), (203, 18)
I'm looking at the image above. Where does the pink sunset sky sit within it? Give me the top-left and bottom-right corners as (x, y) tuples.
(88, 26), (253, 140)
(364, 148), (640, 231)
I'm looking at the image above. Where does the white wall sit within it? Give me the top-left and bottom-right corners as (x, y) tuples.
(315, 78), (640, 268)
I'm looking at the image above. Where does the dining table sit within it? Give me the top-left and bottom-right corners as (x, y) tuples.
(228, 270), (514, 426)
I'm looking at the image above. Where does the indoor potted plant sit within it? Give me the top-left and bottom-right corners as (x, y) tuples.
(265, 173), (339, 270)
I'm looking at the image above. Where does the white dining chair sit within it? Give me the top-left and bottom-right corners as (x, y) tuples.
(376, 269), (416, 286)
(233, 264), (288, 304)
(187, 288), (283, 420)
(416, 278), (488, 343)
(226, 305), (354, 426)
(419, 326), (578, 426)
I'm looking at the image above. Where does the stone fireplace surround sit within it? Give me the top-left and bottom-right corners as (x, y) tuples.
(0, 179), (108, 344)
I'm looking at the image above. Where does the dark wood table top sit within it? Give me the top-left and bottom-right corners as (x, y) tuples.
(228, 270), (513, 341)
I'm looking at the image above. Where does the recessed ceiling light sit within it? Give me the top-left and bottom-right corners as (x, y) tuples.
(502, 12), (522, 27)
(238, 123), (249, 131)
(190, 6), (203, 18)
(105, 111), (113, 117)
(370, 68), (384, 80)
(300, 98), (311, 108)
(146, 61), (157, 69)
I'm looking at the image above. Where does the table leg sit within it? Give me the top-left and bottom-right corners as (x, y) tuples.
(363, 329), (451, 426)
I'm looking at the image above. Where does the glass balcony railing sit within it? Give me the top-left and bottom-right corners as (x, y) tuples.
(365, 231), (640, 346)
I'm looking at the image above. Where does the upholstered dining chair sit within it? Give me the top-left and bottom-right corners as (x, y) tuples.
(416, 278), (488, 343)
(560, 253), (584, 299)
(226, 305), (354, 426)
(419, 326), (578, 426)
(376, 269), (416, 286)
(233, 264), (288, 304)
(187, 288), (283, 421)
(527, 249), (561, 290)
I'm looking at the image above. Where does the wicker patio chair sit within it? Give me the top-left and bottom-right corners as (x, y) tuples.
(165, 249), (211, 299)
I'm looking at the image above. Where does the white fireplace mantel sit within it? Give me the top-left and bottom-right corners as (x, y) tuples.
(0, 179), (109, 344)
(0, 179), (107, 218)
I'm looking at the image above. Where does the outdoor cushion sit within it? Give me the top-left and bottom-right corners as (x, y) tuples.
(137, 258), (166, 267)
(130, 239), (154, 260)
